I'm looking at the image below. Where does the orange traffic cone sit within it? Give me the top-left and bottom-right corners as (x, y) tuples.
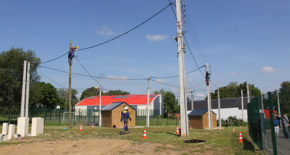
(239, 132), (243, 143)
(80, 124), (83, 132)
(233, 128), (235, 133)
(143, 129), (147, 140)
(92, 123), (94, 129)
(176, 127), (180, 136)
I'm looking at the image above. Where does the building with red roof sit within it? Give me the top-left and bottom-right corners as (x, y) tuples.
(75, 94), (162, 116)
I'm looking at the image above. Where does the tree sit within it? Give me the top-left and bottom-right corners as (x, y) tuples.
(80, 87), (98, 100)
(154, 89), (179, 116)
(0, 48), (40, 114)
(210, 82), (261, 99)
(279, 81), (290, 113)
(30, 82), (59, 108)
(57, 88), (79, 110)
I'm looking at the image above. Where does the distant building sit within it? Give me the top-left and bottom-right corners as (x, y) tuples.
(187, 97), (252, 122)
(75, 94), (162, 116)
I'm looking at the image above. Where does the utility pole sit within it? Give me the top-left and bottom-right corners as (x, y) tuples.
(241, 90), (244, 122)
(98, 77), (102, 127)
(20, 60), (27, 117)
(25, 62), (30, 117)
(190, 90), (194, 111)
(146, 77), (150, 127)
(68, 41), (72, 128)
(218, 88), (221, 129)
(68, 40), (78, 128)
(247, 84), (250, 103)
(176, 0), (188, 136)
(206, 63), (212, 130)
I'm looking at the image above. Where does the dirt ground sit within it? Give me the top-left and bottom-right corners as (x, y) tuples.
(0, 138), (209, 155)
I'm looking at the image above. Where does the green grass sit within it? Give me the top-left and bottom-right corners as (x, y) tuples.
(0, 125), (264, 155)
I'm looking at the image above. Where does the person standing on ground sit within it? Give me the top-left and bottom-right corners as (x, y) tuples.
(225, 118), (229, 128)
(120, 106), (131, 135)
(274, 115), (280, 137)
(281, 113), (289, 139)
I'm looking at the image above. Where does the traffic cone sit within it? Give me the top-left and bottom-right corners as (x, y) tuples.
(80, 124), (83, 132)
(92, 123), (94, 129)
(233, 128), (235, 133)
(239, 132), (243, 143)
(143, 129), (147, 140)
(176, 127), (180, 136)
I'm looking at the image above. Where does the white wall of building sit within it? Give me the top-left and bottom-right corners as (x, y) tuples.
(212, 108), (248, 122)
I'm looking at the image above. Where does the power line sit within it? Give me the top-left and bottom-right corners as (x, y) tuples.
(40, 3), (173, 64)
(75, 56), (99, 83)
(151, 65), (205, 79)
(41, 52), (68, 64)
(77, 3), (173, 51)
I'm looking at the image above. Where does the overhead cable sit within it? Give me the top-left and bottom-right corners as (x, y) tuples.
(40, 3), (173, 64)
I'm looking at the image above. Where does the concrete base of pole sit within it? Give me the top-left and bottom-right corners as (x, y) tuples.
(2, 123), (8, 135)
(31, 117), (44, 136)
(17, 117), (29, 137)
(8, 124), (15, 140)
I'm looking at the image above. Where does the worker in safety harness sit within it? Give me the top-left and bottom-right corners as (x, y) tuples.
(120, 106), (131, 135)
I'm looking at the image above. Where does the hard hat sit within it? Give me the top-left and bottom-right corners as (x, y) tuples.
(124, 106), (128, 110)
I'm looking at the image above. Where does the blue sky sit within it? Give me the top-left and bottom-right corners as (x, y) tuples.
(1, 0), (290, 99)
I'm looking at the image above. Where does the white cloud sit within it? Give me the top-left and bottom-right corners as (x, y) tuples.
(155, 78), (167, 83)
(230, 72), (240, 76)
(106, 75), (129, 80)
(196, 93), (205, 97)
(96, 26), (114, 36)
(261, 66), (276, 73)
(145, 34), (168, 41)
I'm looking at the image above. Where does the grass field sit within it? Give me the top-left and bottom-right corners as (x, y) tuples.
(0, 125), (264, 155)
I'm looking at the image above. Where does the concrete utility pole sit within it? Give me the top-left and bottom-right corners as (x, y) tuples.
(206, 63), (212, 130)
(241, 90), (244, 122)
(25, 62), (30, 117)
(98, 77), (102, 127)
(247, 84), (250, 103)
(20, 60), (27, 117)
(176, 0), (188, 136)
(146, 77), (150, 127)
(218, 88), (221, 129)
(159, 94), (162, 115)
(261, 92), (265, 118)
(190, 90), (194, 111)
(68, 40), (72, 128)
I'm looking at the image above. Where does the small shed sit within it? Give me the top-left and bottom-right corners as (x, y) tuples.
(188, 109), (217, 129)
(102, 102), (136, 128)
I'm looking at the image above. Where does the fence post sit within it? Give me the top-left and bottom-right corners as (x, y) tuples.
(58, 110), (61, 126)
(268, 92), (278, 155)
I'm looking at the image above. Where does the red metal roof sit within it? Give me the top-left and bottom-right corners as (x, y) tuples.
(76, 94), (159, 106)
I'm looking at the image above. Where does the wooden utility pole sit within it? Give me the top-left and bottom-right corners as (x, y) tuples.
(146, 77), (150, 127)
(206, 63), (212, 130)
(68, 40), (72, 128)
(176, 0), (188, 136)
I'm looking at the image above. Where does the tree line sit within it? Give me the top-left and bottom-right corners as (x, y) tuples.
(0, 48), (289, 116)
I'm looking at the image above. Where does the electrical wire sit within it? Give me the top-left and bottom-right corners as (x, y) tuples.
(41, 52), (68, 64)
(77, 3), (173, 51)
(151, 65), (205, 79)
(40, 3), (173, 64)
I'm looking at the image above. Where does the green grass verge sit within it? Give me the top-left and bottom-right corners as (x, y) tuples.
(0, 126), (264, 155)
